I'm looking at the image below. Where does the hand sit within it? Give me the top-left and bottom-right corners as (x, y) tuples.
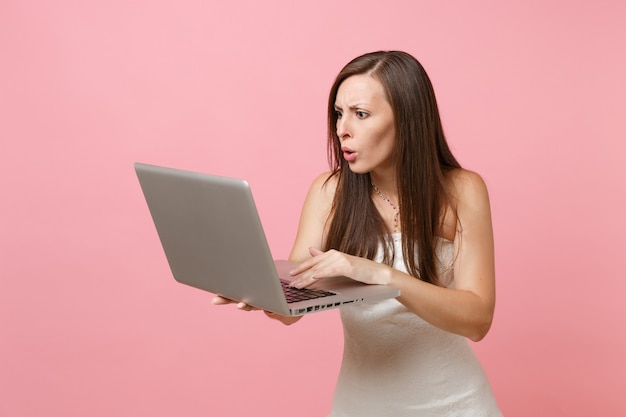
(211, 295), (302, 325)
(289, 247), (392, 288)
(211, 295), (258, 311)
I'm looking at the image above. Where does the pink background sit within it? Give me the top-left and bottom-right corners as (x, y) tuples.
(1, 1), (625, 416)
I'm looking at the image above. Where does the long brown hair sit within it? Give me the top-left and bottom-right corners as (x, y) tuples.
(324, 51), (461, 286)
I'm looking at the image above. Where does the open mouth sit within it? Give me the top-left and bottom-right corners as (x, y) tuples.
(342, 146), (356, 162)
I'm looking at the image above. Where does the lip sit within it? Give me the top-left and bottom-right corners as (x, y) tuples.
(341, 146), (357, 162)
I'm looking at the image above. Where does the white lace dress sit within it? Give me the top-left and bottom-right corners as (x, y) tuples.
(328, 235), (502, 417)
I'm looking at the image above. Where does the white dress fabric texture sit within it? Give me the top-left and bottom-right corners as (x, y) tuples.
(328, 235), (502, 417)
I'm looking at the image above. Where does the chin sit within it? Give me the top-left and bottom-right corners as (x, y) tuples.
(346, 162), (371, 175)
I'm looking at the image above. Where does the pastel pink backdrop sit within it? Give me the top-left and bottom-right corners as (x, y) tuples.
(1, 1), (625, 416)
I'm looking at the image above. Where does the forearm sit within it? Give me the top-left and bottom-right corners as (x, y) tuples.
(387, 268), (494, 342)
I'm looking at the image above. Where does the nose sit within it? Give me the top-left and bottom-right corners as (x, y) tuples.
(336, 115), (351, 139)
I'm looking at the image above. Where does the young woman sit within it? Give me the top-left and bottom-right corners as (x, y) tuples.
(214, 51), (502, 416)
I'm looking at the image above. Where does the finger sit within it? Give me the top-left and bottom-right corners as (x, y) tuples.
(211, 295), (235, 305)
(309, 247), (324, 257)
(289, 269), (325, 288)
(289, 259), (315, 276)
(236, 302), (258, 311)
(289, 248), (325, 276)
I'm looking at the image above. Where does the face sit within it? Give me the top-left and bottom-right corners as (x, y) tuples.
(334, 74), (396, 177)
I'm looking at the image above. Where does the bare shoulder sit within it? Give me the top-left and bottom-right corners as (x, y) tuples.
(443, 168), (493, 239)
(289, 172), (338, 262)
(311, 171), (337, 191)
(446, 168), (490, 207)
(439, 169), (492, 239)
(306, 171), (338, 206)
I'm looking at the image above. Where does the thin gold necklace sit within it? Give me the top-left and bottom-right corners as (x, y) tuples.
(371, 183), (399, 233)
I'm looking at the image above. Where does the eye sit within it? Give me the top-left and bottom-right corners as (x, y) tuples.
(356, 110), (369, 119)
(335, 109), (343, 119)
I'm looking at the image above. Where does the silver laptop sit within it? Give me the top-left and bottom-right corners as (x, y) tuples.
(134, 162), (400, 316)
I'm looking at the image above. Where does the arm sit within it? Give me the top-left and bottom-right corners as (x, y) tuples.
(275, 172), (336, 325)
(389, 170), (495, 341)
(290, 170), (496, 341)
(289, 172), (336, 263)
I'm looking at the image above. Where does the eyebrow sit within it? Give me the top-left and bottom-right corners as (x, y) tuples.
(334, 103), (369, 110)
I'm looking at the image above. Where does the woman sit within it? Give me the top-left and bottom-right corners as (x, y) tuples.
(214, 51), (502, 416)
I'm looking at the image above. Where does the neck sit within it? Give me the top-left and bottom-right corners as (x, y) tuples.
(369, 171), (397, 200)
(371, 182), (400, 233)
(370, 178), (397, 202)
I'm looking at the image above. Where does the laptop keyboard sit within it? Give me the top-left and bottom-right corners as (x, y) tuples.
(280, 280), (336, 303)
